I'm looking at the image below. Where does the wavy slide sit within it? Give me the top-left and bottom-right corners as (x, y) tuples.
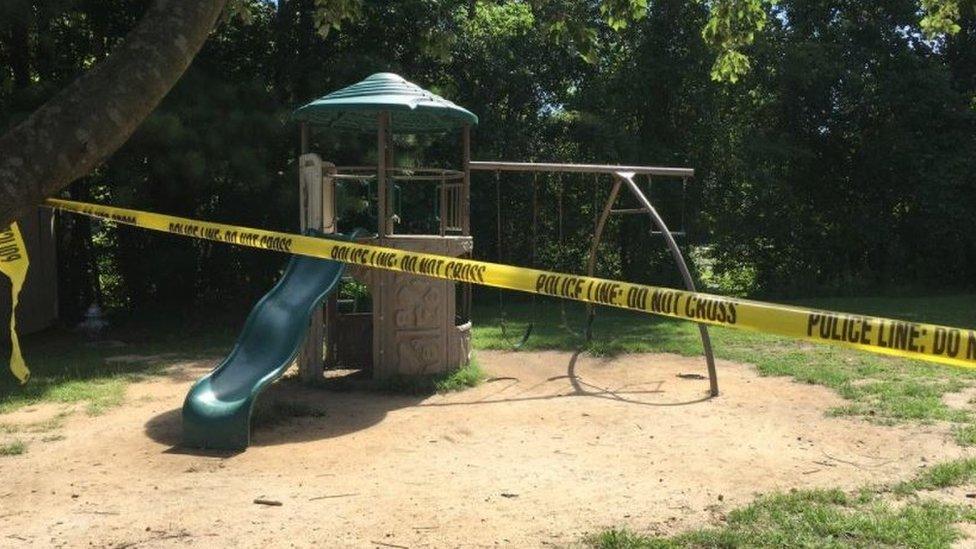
(182, 231), (354, 451)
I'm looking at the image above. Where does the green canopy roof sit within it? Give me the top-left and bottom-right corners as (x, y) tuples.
(292, 73), (478, 133)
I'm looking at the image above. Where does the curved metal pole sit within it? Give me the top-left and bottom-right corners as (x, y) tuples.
(617, 172), (719, 397)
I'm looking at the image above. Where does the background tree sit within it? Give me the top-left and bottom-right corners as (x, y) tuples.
(1, 0), (973, 320)
(0, 0), (230, 228)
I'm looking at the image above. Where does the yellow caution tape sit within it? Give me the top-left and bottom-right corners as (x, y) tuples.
(1, 223), (30, 384)
(43, 197), (976, 370)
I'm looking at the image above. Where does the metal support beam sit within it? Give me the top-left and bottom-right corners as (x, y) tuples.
(470, 160), (693, 178)
(616, 172), (718, 397)
(586, 170), (717, 396)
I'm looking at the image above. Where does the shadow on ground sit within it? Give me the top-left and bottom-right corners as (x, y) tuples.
(419, 350), (715, 409)
(143, 374), (424, 453)
(144, 350), (715, 455)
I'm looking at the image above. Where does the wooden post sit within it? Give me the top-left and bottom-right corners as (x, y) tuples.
(439, 171), (447, 236)
(323, 163), (339, 370)
(297, 129), (325, 383)
(460, 124), (473, 323)
(461, 124), (471, 236)
(377, 112), (389, 237)
(373, 112), (389, 378)
(385, 116), (395, 235)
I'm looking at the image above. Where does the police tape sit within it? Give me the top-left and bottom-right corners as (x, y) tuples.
(1, 223), (31, 384)
(42, 197), (976, 370)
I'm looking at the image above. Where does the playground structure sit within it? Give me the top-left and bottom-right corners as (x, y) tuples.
(293, 73), (478, 381)
(180, 73), (717, 450)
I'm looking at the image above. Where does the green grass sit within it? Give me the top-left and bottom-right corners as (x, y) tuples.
(592, 458), (976, 548)
(0, 410), (71, 434)
(2, 305), (486, 415)
(892, 458), (976, 495)
(953, 424), (976, 446)
(591, 491), (970, 548)
(0, 310), (237, 416)
(371, 356), (486, 395)
(4, 293), (973, 427)
(473, 294), (976, 440)
(434, 357), (485, 392)
(0, 440), (26, 456)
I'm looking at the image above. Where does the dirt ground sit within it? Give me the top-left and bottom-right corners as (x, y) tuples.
(0, 350), (970, 548)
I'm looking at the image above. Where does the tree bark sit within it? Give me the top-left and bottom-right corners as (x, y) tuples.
(0, 0), (228, 227)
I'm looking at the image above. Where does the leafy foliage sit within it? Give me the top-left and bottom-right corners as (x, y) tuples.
(920, 0), (973, 35)
(0, 1), (974, 317)
(701, 0), (773, 82)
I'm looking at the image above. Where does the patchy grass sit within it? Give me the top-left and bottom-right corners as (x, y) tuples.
(0, 311), (236, 416)
(434, 357), (485, 393)
(0, 410), (72, 434)
(589, 489), (972, 548)
(6, 293), (974, 434)
(0, 352), (147, 416)
(592, 528), (652, 548)
(589, 458), (976, 547)
(5, 304), (485, 415)
(892, 458), (976, 495)
(953, 424), (976, 446)
(0, 440), (26, 456)
(372, 357), (486, 395)
(474, 294), (976, 439)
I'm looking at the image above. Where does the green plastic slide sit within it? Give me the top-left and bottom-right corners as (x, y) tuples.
(181, 231), (355, 451)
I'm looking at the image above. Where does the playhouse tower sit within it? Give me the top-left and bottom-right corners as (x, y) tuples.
(292, 73), (476, 381)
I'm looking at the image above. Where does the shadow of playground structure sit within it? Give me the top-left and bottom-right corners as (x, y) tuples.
(144, 351), (715, 455)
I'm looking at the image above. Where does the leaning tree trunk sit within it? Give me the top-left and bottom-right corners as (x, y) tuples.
(0, 0), (228, 228)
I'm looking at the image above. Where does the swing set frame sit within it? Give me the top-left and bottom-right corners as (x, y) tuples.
(471, 160), (719, 397)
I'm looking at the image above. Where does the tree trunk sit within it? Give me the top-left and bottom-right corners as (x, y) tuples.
(0, 0), (228, 227)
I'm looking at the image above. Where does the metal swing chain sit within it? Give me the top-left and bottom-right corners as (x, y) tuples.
(681, 176), (688, 235)
(557, 173), (564, 245)
(495, 170), (532, 349)
(495, 171), (503, 268)
(557, 172), (588, 342)
(494, 171), (507, 325)
(532, 173), (539, 270)
(585, 173), (600, 342)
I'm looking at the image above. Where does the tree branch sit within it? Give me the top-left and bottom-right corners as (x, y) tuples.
(0, 0), (229, 227)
